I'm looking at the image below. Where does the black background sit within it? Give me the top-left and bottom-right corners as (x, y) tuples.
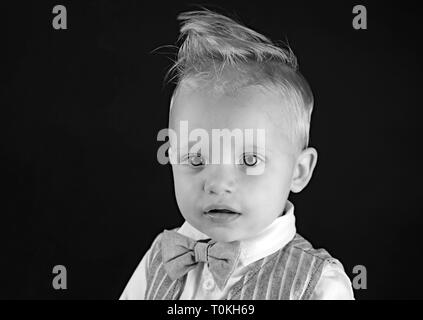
(2, 0), (422, 299)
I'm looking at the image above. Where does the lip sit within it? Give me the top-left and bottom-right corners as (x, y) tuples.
(203, 204), (241, 223)
(203, 204), (241, 214)
(205, 212), (240, 223)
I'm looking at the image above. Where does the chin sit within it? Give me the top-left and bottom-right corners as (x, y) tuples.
(207, 230), (241, 243)
(187, 218), (243, 243)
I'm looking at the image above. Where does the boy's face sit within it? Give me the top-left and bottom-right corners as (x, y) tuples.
(169, 83), (300, 242)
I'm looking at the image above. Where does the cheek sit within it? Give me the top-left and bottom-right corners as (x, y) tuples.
(241, 164), (293, 206)
(173, 171), (189, 198)
(172, 168), (201, 209)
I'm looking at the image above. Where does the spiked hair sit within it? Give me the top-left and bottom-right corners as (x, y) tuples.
(167, 9), (314, 150)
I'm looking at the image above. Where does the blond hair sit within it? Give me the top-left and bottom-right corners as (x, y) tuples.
(165, 8), (314, 150)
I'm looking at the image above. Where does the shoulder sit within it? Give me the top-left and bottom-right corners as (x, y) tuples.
(311, 259), (355, 299)
(288, 233), (333, 261)
(119, 228), (179, 300)
(148, 227), (180, 255)
(286, 233), (354, 299)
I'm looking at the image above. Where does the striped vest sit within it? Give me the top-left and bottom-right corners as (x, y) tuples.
(145, 231), (336, 300)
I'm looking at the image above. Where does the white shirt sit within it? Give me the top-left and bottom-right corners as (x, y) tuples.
(120, 201), (354, 300)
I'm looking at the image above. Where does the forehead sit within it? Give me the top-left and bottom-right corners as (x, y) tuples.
(171, 83), (286, 130)
(170, 83), (297, 153)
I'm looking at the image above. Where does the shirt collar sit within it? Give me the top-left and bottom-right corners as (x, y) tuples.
(177, 200), (296, 267)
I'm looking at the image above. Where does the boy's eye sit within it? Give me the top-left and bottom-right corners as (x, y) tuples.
(241, 153), (260, 167)
(186, 153), (205, 167)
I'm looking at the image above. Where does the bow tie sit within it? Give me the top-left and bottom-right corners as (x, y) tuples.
(161, 230), (241, 290)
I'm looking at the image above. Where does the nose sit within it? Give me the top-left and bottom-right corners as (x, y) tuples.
(203, 165), (237, 196)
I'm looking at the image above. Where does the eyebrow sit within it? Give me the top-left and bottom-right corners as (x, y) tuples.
(177, 140), (269, 154)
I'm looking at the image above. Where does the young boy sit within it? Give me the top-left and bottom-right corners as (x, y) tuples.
(120, 9), (354, 300)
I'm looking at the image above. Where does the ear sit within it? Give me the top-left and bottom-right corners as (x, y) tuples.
(290, 147), (318, 193)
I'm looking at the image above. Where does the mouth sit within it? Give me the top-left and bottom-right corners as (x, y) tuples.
(203, 207), (241, 223)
